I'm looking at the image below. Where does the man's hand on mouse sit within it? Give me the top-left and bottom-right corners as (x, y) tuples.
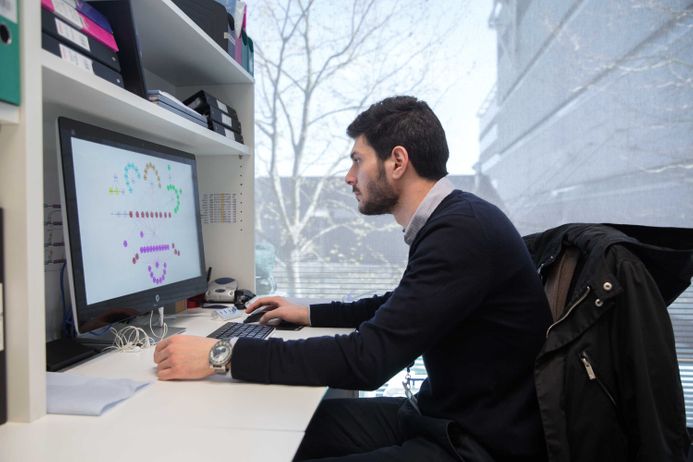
(154, 335), (217, 381)
(245, 296), (310, 326)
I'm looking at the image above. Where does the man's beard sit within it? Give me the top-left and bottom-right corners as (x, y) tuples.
(357, 165), (398, 215)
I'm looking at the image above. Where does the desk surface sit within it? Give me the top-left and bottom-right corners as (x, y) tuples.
(0, 311), (353, 462)
(0, 421), (305, 462)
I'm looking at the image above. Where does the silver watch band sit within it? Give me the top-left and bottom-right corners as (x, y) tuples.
(217, 337), (238, 376)
(227, 336), (238, 376)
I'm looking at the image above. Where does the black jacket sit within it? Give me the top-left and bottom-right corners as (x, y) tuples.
(524, 223), (693, 462)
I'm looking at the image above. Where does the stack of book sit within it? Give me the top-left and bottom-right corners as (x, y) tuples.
(147, 90), (207, 127)
(184, 90), (244, 143)
(40, 0), (123, 88)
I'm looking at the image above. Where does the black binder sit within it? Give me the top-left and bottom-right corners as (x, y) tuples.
(184, 90), (243, 133)
(0, 208), (6, 425)
(209, 120), (244, 143)
(204, 104), (242, 132)
(184, 90), (236, 117)
(89, 0), (148, 98)
(171, 0), (230, 53)
(41, 8), (121, 73)
(42, 32), (124, 88)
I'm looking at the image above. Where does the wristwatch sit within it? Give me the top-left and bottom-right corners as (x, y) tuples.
(209, 340), (233, 375)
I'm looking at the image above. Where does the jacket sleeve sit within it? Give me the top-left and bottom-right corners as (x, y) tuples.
(614, 258), (690, 461)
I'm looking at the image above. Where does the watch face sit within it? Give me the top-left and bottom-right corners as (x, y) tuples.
(210, 341), (232, 366)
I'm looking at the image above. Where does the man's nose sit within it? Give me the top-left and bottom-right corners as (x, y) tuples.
(345, 166), (356, 185)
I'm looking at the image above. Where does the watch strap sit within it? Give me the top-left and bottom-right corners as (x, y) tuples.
(210, 337), (238, 376)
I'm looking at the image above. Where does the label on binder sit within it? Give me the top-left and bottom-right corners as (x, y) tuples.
(224, 127), (233, 139)
(54, 0), (85, 30)
(59, 43), (94, 73)
(56, 17), (91, 52)
(216, 100), (228, 113)
(0, 0), (17, 23)
(221, 113), (233, 127)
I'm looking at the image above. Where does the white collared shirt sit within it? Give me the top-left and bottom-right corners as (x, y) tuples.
(403, 177), (455, 246)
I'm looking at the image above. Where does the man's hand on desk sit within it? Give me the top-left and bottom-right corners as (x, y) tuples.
(246, 296), (311, 326)
(154, 335), (217, 381)
(153, 297), (310, 381)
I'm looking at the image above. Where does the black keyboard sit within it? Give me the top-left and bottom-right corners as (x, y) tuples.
(207, 322), (274, 340)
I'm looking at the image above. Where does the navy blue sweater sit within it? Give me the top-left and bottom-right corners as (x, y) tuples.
(233, 191), (551, 458)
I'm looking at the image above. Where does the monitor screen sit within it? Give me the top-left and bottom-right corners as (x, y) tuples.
(58, 117), (207, 334)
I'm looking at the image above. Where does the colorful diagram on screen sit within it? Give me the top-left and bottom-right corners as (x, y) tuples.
(109, 161), (184, 285)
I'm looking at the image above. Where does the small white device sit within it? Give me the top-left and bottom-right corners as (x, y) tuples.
(205, 277), (238, 302)
(211, 306), (243, 321)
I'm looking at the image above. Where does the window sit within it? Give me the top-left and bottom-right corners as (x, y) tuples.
(250, 1), (693, 412)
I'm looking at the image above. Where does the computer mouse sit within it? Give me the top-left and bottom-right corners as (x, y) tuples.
(266, 317), (282, 327)
(243, 306), (270, 324)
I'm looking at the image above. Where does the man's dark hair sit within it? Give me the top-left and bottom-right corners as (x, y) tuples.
(346, 96), (449, 180)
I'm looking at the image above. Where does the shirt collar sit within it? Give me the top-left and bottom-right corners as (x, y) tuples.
(403, 177), (455, 246)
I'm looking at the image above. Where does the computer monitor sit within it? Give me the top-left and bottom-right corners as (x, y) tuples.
(57, 117), (207, 336)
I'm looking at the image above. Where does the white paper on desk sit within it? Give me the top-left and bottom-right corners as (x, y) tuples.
(47, 372), (152, 416)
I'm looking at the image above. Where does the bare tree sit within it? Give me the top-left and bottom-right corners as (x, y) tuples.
(250, 0), (467, 294)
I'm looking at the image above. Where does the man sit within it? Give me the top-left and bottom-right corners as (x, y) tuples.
(154, 96), (551, 461)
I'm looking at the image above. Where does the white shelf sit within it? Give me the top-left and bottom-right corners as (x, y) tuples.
(0, 101), (20, 125)
(41, 51), (249, 157)
(132, 0), (253, 86)
(1, 0), (254, 423)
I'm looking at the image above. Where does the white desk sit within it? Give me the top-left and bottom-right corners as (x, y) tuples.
(0, 422), (304, 462)
(0, 312), (353, 462)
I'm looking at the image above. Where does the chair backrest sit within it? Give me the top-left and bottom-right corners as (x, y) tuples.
(542, 246), (580, 322)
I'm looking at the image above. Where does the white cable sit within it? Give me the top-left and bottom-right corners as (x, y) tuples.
(104, 311), (168, 353)
(103, 326), (152, 353)
(149, 309), (168, 341)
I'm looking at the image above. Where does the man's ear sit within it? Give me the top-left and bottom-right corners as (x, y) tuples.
(390, 146), (409, 179)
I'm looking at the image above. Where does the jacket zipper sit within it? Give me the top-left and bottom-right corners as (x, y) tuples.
(545, 286), (591, 338)
(579, 350), (617, 409)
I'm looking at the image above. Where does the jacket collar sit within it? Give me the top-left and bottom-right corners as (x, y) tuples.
(525, 223), (693, 355)
(525, 223), (693, 306)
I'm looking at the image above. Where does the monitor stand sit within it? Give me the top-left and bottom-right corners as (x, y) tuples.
(76, 325), (187, 347)
(75, 309), (186, 348)
(46, 321), (187, 371)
